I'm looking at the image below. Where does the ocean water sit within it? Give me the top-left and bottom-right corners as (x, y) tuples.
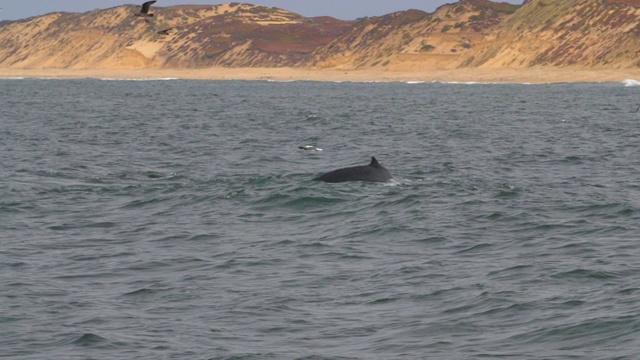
(1, 77), (640, 359)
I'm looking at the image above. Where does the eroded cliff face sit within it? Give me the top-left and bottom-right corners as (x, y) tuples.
(0, 3), (350, 69)
(0, 0), (638, 70)
(465, 0), (640, 68)
(306, 0), (520, 70)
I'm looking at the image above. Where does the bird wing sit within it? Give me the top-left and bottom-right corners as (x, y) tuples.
(141, 1), (157, 14)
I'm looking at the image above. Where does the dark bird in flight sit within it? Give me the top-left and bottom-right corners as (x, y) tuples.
(636, 105), (640, 113)
(135, 1), (156, 20)
(157, 27), (174, 35)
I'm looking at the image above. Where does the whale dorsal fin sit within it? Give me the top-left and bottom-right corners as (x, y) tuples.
(370, 157), (381, 168)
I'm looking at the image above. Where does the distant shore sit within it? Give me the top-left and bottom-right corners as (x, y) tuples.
(1, 67), (639, 83)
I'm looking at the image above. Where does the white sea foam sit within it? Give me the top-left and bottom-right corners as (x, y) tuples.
(384, 178), (403, 186)
(97, 77), (180, 81)
(430, 79), (547, 85)
(623, 79), (640, 87)
(1, 77), (181, 81)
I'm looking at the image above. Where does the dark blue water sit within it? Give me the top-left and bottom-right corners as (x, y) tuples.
(1, 77), (640, 359)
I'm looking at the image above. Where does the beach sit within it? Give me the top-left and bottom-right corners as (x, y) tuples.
(1, 67), (639, 83)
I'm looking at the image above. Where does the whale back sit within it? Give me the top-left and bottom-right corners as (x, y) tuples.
(314, 157), (393, 183)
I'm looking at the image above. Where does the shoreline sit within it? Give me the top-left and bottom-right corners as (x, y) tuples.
(0, 67), (639, 83)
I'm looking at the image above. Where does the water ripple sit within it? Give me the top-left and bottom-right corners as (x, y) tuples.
(2, 79), (640, 359)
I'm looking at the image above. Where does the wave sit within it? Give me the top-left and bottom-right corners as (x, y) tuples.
(3, 77), (63, 80)
(623, 79), (640, 87)
(97, 77), (180, 81)
(432, 80), (500, 85)
(430, 80), (539, 85)
(1, 76), (181, 81)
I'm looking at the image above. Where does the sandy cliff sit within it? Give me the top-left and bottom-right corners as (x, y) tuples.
(0, 0), (638, 71)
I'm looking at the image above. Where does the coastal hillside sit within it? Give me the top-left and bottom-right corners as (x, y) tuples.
(464, 0), (640, 68)
(306, 0), (519, 70)
(0, 3), (350, 68)
(0, 0), (639, 70)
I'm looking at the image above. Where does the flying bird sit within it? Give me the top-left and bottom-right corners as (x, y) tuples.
(135, 1), (157, 21)
(635, 105), (640, 113)
(157, 27), (174, 35)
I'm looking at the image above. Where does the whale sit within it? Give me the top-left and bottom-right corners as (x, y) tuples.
(314, 157), (393, 183)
